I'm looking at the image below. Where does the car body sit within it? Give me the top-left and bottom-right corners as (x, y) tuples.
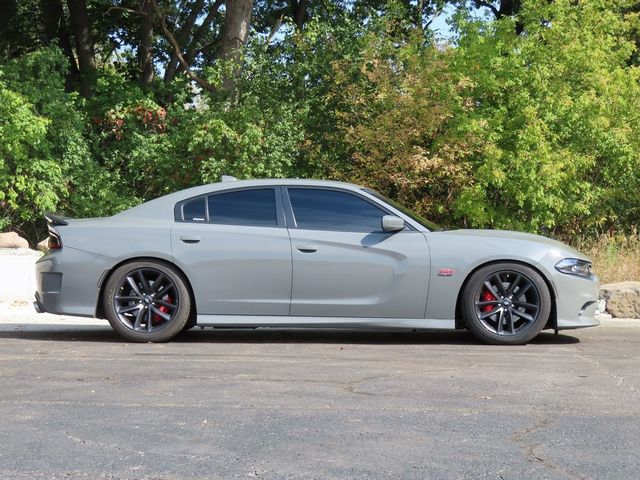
(34, 178), (600, 344)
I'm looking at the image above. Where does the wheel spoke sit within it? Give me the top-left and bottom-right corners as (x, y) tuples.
(513, 300), (538, 310)
(156, 299), (177, 310)
(137, 270), (150, 294)
(147, 306), (153, 331)
(156, 282), (173, 298)
(507, 274), (522, 296)
(493, 274), (508, 297)
(153, 273), (167, 294)
(507, 309), (515, 333)
(496, 308), (504, 334)
(480, 306), (501, 319)
(515, 282), (532, 299)
(117, 304), (142, 314)
(483, 281), (502, 300)
(476, 300), (500, 307)
(126, 276), (143, 297)
(116, 295), (140, 301)
(512, 309), (534, 323)
(151, 306), (171, 322)
(133, 307), (144, 330)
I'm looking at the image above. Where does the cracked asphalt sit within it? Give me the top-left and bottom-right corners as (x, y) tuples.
(0, 308), (639, 480)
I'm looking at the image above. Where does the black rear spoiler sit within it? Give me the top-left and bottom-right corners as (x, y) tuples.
(44, 212), (70, 226)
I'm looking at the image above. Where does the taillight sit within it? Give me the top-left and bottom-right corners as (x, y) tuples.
(48, 229), (62, 250)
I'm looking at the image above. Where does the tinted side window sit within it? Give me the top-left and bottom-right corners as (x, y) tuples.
(182, 197), (206, 222)
(208, 189), (277, 227)
(288, 188), (386, 232)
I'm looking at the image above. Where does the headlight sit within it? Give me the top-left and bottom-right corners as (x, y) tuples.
(555, 258), (593, 277)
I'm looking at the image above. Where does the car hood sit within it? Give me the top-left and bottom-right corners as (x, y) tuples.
(436, 229), (586, 259)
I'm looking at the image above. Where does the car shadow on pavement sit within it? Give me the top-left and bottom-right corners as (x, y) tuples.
(0, 324), (581, 345)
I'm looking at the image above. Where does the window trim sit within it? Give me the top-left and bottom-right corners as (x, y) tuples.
(282, 186), (415, 233)
(174, 186), (286, 228)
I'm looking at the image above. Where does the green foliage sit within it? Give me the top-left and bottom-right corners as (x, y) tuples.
(1, 0), (640, 244)
(0, 80), (55, 229)
(312, 0), (640, 233)
(450, 0), (640, 233)
(0, 47), (136, 241)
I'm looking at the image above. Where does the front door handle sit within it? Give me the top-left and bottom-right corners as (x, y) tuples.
(180, 236), (201, 244)
(297, 243), (318, 253)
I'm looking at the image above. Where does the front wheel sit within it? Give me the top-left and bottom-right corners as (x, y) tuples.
(461, 262), (551, 345)
(103, 261), (192, 342)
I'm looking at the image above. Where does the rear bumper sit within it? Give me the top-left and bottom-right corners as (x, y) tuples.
(34, 248), (106, 318)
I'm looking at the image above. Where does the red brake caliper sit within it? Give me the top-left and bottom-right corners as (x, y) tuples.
(481, 289), (496, 312)
(153, 294), (172, 324)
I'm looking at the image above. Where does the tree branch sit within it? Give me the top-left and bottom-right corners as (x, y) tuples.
(105, 5), (150, 17)
(163, 0), (206, 81)
(154, 4), (217, 93)
(184, 0), (224, 59)
(107, 4), (217, 92)
(473, 1), (500, 18)
(267, 13), (284, 45)
(424, 4), (445, 28)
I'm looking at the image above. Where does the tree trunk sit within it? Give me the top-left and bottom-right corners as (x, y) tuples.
(67, 0), (96, 97)
(290, 0), (307, 31)
(218, 0), (254, 96)
(138, 0), (155, 86)
(41, 0), (79, 89)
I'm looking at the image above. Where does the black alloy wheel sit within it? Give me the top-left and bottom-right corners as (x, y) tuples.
(462, 262), (551, 345)
(113, 267), (179, 333)
(103, 261), (191, 342)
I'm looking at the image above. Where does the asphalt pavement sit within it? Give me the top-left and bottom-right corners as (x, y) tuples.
(0, 306), (638, 480)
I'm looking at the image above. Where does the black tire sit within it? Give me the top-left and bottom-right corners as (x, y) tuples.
(103, 260), (192, 342)
(461, 262), (551, 345)
(182, 314), (198, 331)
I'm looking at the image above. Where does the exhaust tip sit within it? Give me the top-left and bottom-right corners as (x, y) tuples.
(33, 300), (44, 314)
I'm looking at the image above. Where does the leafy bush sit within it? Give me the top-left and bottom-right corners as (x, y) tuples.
(450, 0), (640, 233)
(1, 0), (640, 245)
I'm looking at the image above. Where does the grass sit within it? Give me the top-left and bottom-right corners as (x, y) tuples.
(572, 233), (640, 284)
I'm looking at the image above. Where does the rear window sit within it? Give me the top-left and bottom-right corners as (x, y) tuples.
(182, 197), (206, 222)
(207, 188), (277, 227)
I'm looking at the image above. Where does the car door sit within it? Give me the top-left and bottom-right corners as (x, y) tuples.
(285, 187), (430, 318)
(171, 187), (292, 316)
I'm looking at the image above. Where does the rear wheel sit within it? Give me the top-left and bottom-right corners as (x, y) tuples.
(461, 262), (551, 345)
(181, 314), (198, 331)
(103, 261), (191, 342)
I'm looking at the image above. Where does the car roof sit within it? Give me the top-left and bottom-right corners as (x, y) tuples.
(114, 178), (363, 220)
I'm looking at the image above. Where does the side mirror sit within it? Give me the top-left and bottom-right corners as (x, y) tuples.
(381, 215), (405, 232)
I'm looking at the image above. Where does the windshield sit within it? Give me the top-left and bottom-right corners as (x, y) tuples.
(363, 189), (442, 231)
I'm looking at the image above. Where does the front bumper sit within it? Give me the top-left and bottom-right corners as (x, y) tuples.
(538, 252), (600, 330)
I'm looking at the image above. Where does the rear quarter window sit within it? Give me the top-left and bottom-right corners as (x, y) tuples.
(182, 197), (206, 222)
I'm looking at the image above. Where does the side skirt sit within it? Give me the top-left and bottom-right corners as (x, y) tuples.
(196, 315), (455, 330)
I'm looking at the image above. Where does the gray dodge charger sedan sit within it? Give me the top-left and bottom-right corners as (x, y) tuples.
(34, 178), (600, 345)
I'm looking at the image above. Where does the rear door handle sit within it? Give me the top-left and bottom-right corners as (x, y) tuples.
(180, 236), (201, 244)
(297, 243), (318, 253)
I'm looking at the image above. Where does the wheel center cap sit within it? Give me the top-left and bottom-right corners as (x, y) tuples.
(502, 299), (511, 307)
(143, 295), (152, 305)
